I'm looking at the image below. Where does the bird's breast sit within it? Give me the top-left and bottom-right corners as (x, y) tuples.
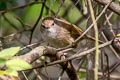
(41, 26), (74, 48)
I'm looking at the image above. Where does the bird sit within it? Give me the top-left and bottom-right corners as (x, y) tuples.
(40, 16), (103, 48)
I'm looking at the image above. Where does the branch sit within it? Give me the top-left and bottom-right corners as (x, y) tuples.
(95, 0), (120, 15)
(0, 1), (43, 14)
(16, 46), (57, 64)
(15, 40), (112, 69)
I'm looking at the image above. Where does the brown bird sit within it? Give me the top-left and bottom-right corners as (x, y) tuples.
(40, 17), (103, 48)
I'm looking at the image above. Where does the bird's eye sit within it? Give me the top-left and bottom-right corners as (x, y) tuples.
(51, 22), (54, 26)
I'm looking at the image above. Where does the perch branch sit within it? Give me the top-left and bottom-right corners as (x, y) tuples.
(15, 40), (112, 69)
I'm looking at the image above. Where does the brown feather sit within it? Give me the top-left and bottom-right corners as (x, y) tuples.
(54, 17), (83, 39)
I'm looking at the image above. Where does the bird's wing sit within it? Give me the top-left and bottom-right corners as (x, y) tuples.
(55, 17), (83, 39)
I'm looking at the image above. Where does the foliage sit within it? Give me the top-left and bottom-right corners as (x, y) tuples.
(0, 47), (31, 80)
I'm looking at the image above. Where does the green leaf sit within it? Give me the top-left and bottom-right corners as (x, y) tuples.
(0, 59), (5, 67)
(0, 47), (20, 59)
(0, 70), (7, 75)
(5, 69), (18, 77)
(6, 58), (32, 71)
(23, 4), (43, 24)
(117, 33), (120, 37)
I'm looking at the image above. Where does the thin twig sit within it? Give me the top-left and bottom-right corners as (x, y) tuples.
(21, 71), (29, 80)
(29, 0), (46, 44)
(104, 12), (114, 25)
(15, 16), (32, 29)
(33, 69), (43, 80)
(109, 62), (120, 74)
(88, 0), (99, 79)
(55, 0), (64, 17)
(44, 5), (55, 15)
(2, 29), (31, 40)
(20, 42), (41, 51)
(101, 32), (120, 60)
(2, 14), (19, 31)
(104, 13), (115, 37)
(0, 1), (43, 14)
